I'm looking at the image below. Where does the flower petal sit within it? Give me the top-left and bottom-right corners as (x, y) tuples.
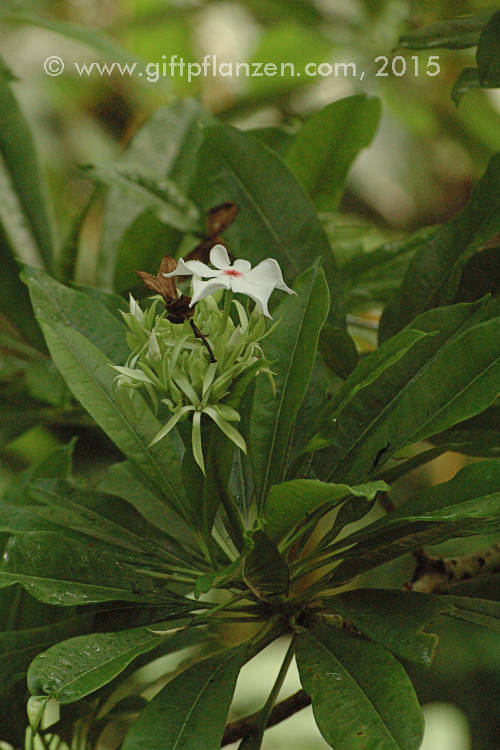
(190, 277), (231, 306)
(162, 258), (221, 278)
(210, 244), (231, 269)
(230, 277), (274, 318)
(162, 258), (196, 277)
(244, 258), (295, 294)
(184, 261), (222, 278)
(233, 258), (252, 273)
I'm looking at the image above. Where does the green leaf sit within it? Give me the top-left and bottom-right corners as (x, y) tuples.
(249, 264), (330, 509)
(0, 532), (183, 605)
(3, 440), (75, 506)
(0, 223), (46, 349)
(24, 359), (69, 407)
(265, 480), (388, 542)
(318, 300), (500, 483)
(29, 479), (182, 559)
(191, 124), (356, 377)
(430, 405), (500, 457)
(27, 620), (190, 704)
(84, 164), (199, 233)
(286, 95), (381, 210)
(477, 11), (500, 86)
(452, 67), (481, 104)
(443, 595), (500, 630)
(0, 613), (95, 688)
(327, 460), (500, 586)
(296, 625), (424, 750)
(0, 64), (54, 270)
(398, 12), (494, 49)
(249, 126), (294, 155)
(22, 266), (128, 364)
(379, 152), (500, 339)
(288, 353), (330, 463)
(243, 530), (289, 598)
(96, 99), (213, 291)
(340, 227), (437, 308)
(96, 461), (197, 555)
(121, 646), (244, 750)
(319, 327), (431, 432)
(322, 589), (453, 665)
(35, 320), (187, 515)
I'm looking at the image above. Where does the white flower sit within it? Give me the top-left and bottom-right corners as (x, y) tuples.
(163, 244), (295, 317)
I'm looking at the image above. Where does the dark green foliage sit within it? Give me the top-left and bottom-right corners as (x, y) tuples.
(0, 30), (499, 749)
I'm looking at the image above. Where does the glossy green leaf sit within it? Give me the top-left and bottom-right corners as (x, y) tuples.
(477, 11), (500, 86)
(191, 124), (356, 377)
(27, 620), (190, 704)
(0, 613), (96, 695)
(96, 99), (212, 291)
(249, 265), (330, 509)
(122, 646), (244, 750)
(0, 532), (183, 605)
(0, 501), (79, 538)
(398, 12), (494, 49)
(29, 479), (181, 559)
(0, 64), (54, 270)
(265, 479), (388, 542)
(22, 266), (128, 364)
(318, 327), (431, 433)
(243, 530), (289, 598)
(431, 405), (500, 457)
(322, 589), (452, 665)
(318, 300), (500, 483)
(286, 94), (381, 210)
(95, 461), (197, 556)
(327, 460), (500, 586)
(35, 320), (186, 514)
(340, 227), (437, 308)
(379, 152), (500, 339)
(296, 625), (424, 750)
(288, 353), (330, 464)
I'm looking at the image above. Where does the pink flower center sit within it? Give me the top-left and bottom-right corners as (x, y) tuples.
(223, 269), (243, 277)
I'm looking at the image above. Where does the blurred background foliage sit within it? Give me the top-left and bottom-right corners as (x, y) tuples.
(0, 0), (499, 748)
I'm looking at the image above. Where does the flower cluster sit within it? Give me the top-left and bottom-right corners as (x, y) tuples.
(112, 248), (294, 472)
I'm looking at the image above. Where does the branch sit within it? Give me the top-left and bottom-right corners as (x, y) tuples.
(408, 543), (500, 593)
(221, 689), (311, 746)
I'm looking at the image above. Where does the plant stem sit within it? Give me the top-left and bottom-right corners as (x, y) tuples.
(220, 488), (246, 552)
(220, 290), (234, 332)
(222, 689), (311, 746)
(239, 636), (297, 748)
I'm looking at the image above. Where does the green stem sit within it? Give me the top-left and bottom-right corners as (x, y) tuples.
(220, 489), (246, 552)
(220, 290), (234, 332)
(240, 636), (297, 749)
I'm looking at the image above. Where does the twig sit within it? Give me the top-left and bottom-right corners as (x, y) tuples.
(190, 319), (216, 363)
(221, 689), (311, 746)
(407, 544), (500, 593)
